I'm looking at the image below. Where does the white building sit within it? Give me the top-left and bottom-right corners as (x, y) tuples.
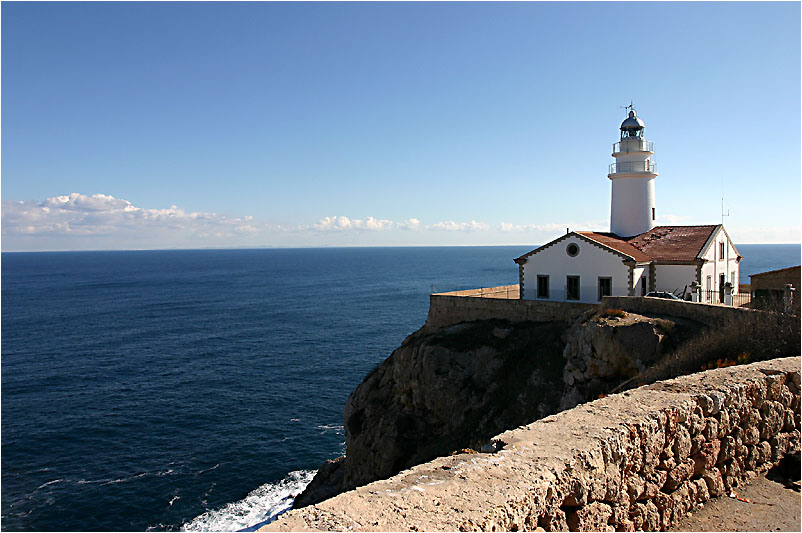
(515, 108), (742, 304)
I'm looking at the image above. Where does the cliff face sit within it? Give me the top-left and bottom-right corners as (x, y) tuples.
(294, 319), (568, 507)
(561, 312), (704, 410)
(294, 310), (705, 508)
(342, 319), (568, 490)
(266, 357), (801, 533)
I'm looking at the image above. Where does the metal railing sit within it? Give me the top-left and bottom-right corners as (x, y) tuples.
(609, 161), (656, 174)
(699, 289), (752, 307)
(613, 140), (653, 154)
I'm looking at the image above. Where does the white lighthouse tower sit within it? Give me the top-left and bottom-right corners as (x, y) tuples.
(608, 106), (658, 237)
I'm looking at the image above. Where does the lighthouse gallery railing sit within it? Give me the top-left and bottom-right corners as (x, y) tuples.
(609, 161), (656, 174)
(613, 140), (654, 154)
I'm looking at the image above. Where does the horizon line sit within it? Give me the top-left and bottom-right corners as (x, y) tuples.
(3, 242), (801, 254)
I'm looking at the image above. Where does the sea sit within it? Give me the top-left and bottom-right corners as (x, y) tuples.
(1, 244), (799, 531)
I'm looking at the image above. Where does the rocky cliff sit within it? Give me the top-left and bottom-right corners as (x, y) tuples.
(266, 357), (800, 532)
(294, 319), (568, 507)
(294, 307), (710, 508)
(560, 311), (704, 410)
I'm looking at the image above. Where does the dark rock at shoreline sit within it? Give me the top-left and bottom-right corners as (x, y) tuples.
(292, 457), (345, 509)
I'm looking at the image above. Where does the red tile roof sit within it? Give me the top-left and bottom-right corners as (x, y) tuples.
(628, 225), (720, 262)
(576, 232), (652, 262)
(517, 225), (730, 265)
(579, 225), (720, 263)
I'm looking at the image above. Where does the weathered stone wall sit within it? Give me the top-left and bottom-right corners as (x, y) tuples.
(263, 357), (800, 532)
(426, 292), (594, 331)
(602, 296), (761, 327)
(426, 289), (796, 333)
(751, 266), (800, 292)
(435, 285), (520, 299)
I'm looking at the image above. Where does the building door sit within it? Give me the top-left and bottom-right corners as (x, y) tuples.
(719, 274), (726, 303)
(706, 276), (712, 303)
(566, 276), (580, 301)
(598, 277), (612, 301)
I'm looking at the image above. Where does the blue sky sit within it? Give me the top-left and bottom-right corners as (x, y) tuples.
(2, 1), (800, 251)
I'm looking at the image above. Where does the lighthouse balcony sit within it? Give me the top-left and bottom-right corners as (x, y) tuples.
(608, 161), (656, 174)
(613, 140), (653, 154)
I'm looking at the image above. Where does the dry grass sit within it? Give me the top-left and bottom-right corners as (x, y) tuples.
(601, 308), (627, 319)
(613, 309), (799, 393)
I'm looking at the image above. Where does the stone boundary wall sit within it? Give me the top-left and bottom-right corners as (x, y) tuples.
(263, 357), (800, 532)
(425, 289), (796, 332)
(601, 295), (772, 327)
(435, 284), (520, 299)
(426, 291), (594, 331)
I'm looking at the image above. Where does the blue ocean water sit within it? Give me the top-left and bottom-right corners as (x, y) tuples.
(736, 244), (801, 285)
(1, 245), (798, 531)
(1, 246), (529, 531)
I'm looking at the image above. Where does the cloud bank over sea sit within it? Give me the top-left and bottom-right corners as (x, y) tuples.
(2, 193), (500, 251)
(3, 193), (797, 252)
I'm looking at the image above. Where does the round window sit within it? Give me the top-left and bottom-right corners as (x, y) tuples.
(566, 243), (580, 257)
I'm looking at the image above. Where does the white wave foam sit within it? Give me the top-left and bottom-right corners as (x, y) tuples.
(78, 468), (178, 486)
(181, 470), (315, 532)
(35, 479), (63, 491)
(315, 424), (344, 433)
(196, 464), (220, 476)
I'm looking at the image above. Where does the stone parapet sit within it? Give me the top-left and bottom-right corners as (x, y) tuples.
(434, 285), (520, 299)
(602, 296), (768, 327)
(262, 357), (800, 532)
(426, 293), (594, 331)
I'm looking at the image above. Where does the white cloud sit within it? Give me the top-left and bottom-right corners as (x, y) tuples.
(359, 217), (394, 231)
(311, 215), (395, 231)
(2, 193), (261, 239)
(309, 216), (489, 232)
(498, 220), (607, 233)
(398, 218), (421, 230)
(427, 220), (489, 232)
(2, 195), (505, 250)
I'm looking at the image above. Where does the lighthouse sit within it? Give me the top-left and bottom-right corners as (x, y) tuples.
(608, 106), (658, 237)
(514, 106), (742, 304)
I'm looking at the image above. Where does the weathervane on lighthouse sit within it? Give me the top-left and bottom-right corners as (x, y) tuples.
(608, 104), (658, 237)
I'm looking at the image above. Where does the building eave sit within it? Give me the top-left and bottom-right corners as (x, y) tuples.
(697, 224), (724, 259)
(513, 231), (640, 264)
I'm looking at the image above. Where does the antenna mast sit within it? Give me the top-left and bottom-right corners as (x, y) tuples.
(721, 197), (730, 225)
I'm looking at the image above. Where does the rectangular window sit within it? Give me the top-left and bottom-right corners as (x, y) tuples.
(651, 207), (655, 221)
(719, 242), (725, 260)
(731, 271), (736, 289)
(598, 277), (612, 301)
(537, 275), (549, 299)
(567, 275), (580, 301)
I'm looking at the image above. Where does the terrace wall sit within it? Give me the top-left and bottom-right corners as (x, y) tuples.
(263, 357), (801, 532)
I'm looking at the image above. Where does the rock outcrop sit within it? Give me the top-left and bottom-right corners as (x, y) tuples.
(295, 319), (570, 507)
(560, 311), (704, 409)
(264, 357), (801, 532)
(295, 308), (710, 509)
